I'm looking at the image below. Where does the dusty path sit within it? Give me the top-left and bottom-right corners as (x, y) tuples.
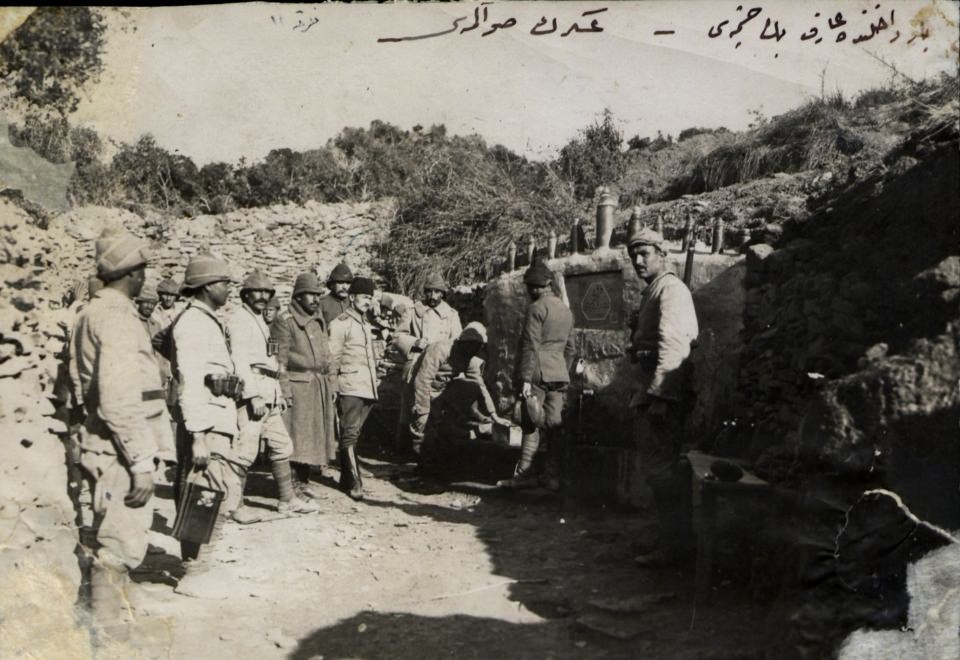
(105, 454), (773, 660)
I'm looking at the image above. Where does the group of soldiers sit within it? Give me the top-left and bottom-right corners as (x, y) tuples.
(65, 219), (699, 638)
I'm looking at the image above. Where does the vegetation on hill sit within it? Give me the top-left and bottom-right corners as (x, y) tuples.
(2, 8), (957, 291)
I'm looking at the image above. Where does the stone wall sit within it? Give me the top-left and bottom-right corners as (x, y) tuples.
(53, 199), (396, 309)
(483, 245), (744, 504)
(1, 198), (91, 654)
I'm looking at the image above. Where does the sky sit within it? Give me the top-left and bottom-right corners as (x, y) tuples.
(61, 1), (960, 165)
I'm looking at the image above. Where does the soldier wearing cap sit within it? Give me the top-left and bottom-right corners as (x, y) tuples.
(170, 253), (243, 598)
(328, 277), (379, 499)
(69, 225), (173, 633)
(497, 261), (576, 490)
(409, 322), (507, 476)
(626, 226), (699, 567)
(272, 272), (337, 498)
(263, 295), (281, 325)
(135, 283), (160, 335)
(134, 282), (177, 464)
(394, 272), (462, 455)
(227, 271), (319, 518)
(151, 276), (184, 330)
(318, 262), (354, 326)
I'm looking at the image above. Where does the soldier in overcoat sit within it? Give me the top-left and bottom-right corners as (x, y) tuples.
(272, 272), (337, 497)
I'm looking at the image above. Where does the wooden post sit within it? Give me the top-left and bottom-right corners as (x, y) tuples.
(655, 215), (664, 236)
(547, 230), (557, 259)
(683, 242), (696, 286)
(526, 238), (536, 265)
(681, 214), (695, 253)
(712, 218), (725, 254)
(506, 241), (516, 272)
(570, 218), (583, 254)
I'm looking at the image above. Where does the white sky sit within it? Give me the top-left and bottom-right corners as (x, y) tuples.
(68, 1), (959, 165)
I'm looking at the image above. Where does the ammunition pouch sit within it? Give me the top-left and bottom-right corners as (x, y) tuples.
(204, 374), (243, 400)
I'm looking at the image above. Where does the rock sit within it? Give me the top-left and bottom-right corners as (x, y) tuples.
(914, 256), (960, 290)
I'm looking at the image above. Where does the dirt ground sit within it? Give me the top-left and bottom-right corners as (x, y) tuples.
(100, 448), (775, 660)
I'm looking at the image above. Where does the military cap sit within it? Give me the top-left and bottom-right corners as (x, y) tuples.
(423, 272), (448, 292)
(293, 272), (323, 296)
(240, 269), (275, 294)
(157, 278), (179, 295)
(136, 283), (159, 303)
(182, 253), (233, 290)
(348, 277), (376, 296)
(523, 262), (553, 287)
(265, 296), (282, 310)
(459, 321), (487, 344)
(627, 226), (666, 252)
(327, 262), (354, 284)
(95, 224), (150, 281)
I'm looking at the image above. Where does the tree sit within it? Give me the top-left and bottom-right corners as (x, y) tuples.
(0, 7), (106, 117)
(555, 109), (626, 200)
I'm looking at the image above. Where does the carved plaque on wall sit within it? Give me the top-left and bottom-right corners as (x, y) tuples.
(564, 270), (624, 330)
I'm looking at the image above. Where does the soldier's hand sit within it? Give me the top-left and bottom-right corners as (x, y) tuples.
(249, 395), (268, 420)
(191, 433), (210, 470)
(126, 472), (155, 508)
(520, 382), (532, 399)
(278, 397), (290, 413)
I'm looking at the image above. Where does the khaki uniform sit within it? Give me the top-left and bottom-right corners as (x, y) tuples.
(329, 308), (379, 450)
(410, 338), (495, 441)
(516, 291), (576, 431)
(70, 288), (173, 569)
(172, 301), (244, 514)
(395, 301), (462, 447)
(629, 270), (698, 550)
(226, 305), (293, 468)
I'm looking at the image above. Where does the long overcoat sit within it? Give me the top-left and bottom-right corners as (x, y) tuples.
(272, 300), (337, 465)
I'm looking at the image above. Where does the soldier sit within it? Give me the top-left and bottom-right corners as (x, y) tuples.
(318, 262), (354, 326)
(170, 254), (244, 599)
(329, 277), (379, 500)
(134, 282), (176, 465)
(135, 283), (160, 336)
(626, 227), (699, 567)
(227, 270), (319, 518)
(497, 261), (576, 491)
(263, 295), (281, 325)
(272, 273), (337, 498)
(409, 322), (507, 475)
(151, 276), (183, 329)
(394, 272), (462, 455)
(70, 225), (173, 636)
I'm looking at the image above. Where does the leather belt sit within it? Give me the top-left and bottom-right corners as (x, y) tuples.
(142, 389), (165, 401)
(287, 366), (328, 374)
(253, 366), (280, 379)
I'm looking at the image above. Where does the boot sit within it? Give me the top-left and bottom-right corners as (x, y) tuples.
(497, 430), (540, 489)
(496, 463), (538, 489)
(339, 446), (363, 500)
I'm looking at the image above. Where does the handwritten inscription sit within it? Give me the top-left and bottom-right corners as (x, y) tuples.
(377, 4), (608, 42)
(267, 3), (953, 56)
